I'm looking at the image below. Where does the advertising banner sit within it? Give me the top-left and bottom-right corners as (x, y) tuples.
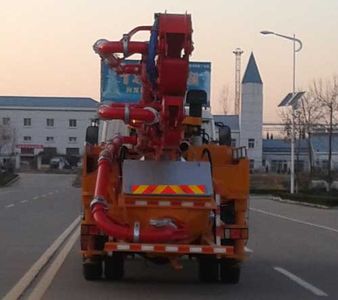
(101, 60), (211, 106)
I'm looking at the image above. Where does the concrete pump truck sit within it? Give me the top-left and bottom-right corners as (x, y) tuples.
(80, 12), (249, 283)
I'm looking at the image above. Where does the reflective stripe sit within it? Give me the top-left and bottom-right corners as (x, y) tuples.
(170, 185), (184, 194)
(126, 199), (214, 209)
(105, 243), (232, 255)
(134, 200), (147, 206)
(141, 245), (154, 251)
(131, 185), (207, 195)
(181, 202), (194, 207)
(214, 247), (227, 254)
(132, 185), (148, 194)
(165, 246), (179, 252)
(189, 247), (202, 253)
(189, 185), (204, 194)
(117, 244), (130, 251)
(153, 185), (167, 194)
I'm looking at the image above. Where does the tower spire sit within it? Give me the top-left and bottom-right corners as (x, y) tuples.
(242, 52), (262, 84)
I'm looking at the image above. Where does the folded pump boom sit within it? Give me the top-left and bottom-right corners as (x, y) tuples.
(91, 13), (194, 243)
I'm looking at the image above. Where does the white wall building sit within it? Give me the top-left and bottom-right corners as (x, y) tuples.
(0, 96), (98, 166)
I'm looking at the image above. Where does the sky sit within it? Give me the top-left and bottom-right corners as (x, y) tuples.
(1, 0), (338, 122)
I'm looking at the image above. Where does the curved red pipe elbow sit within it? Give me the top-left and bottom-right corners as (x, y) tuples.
(91, 203), (188, 243)
(91, 205), (133, 240)
(91, 137), (188, 243)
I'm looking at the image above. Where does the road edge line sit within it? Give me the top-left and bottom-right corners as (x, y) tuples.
(3, 215), (81, 300)
(274, 266), (328, 297)
(27, 226), (80, 300)
(249, 207), (338, 233)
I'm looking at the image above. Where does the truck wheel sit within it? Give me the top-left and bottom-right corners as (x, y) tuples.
(198, 256), (219, 282)
(220, 261), (240, 284)
(83, 259), (102, 280)
(104, 252), (124, 280)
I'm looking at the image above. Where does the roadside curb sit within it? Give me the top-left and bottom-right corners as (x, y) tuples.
(250, 194), (330, 209)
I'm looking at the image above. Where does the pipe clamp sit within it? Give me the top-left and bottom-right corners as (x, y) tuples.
(90, 196), (107, 210)
(133, 222), (140, 242)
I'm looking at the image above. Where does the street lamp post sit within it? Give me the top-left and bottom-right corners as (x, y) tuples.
(260, 30), (303, 194)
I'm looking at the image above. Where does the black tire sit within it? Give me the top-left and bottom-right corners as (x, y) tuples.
(198, 256), (219, 282)
(220, 261), (240, 284)
(83, 260), (102, 280)
(104, 252), (124, 280)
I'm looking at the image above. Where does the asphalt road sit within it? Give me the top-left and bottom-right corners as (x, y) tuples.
(2, 175), (338, 299)
(0, 173), (80, 299)
(43, 196), (338, 300)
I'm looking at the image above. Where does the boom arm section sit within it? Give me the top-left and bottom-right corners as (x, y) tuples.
(93, 13), (193, 158)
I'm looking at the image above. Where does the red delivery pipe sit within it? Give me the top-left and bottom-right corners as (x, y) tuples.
(93, 39), (148, 57)
(93, 137), (121, 199)
(98, 105), (158, 125)
(91, 137), (188, 243)
(125, 26), (152, 39)
(91, 204), (188, 243)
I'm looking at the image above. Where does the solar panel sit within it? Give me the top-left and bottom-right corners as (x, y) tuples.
(289, 91), (305, 107)
(278, 91), (305, 107)
(278, 93), (293, 107)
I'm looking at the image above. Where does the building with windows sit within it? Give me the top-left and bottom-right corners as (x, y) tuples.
(0, 96), (98, 167)
(262, 138), (309, 172)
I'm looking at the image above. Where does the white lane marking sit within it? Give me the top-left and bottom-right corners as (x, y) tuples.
(20, 200), (28, 204)
(250, 207), (338, 233)
(5, 204), (15, 208)
(274, 267), (328, 297)
(244, 246), (253, 253)
(40, 194), (47, 198)
(27, 227), (80, 300)
(3, 216), (81, 300)
(33, 196), (39, 200)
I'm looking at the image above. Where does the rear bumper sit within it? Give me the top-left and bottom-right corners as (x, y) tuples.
(104, 242), (234, 256)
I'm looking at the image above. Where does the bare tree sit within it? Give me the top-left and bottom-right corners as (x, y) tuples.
(218, 85), (231, 115)
(280, 86), (324, 175)
(0, 125), (16, 171)
(312, 76), (338, 183)
(298, 91), (322, 173)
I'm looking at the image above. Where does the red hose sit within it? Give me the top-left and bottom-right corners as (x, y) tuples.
(91, 204), (188, 243)
(98, 105), (157, 124)
(91, 137), (188, 243)
(94, 40), (148, 56)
